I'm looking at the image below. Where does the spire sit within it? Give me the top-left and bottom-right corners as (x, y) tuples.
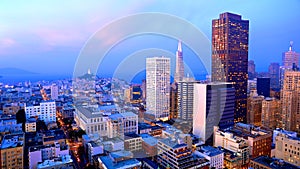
(289, 41), (293, 51)
(177, 40), (182, 52)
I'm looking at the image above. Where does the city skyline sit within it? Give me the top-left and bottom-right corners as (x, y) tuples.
(1, 1), (300, 77)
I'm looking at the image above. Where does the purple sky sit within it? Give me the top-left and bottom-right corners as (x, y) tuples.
(1, 0), (300, 75)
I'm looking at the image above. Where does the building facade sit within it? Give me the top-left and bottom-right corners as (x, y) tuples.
(146, 57), (170, 121)
(25, 101), (56, 123)
(261, 97), (280, 130)
(211, 12), (249, 123)
(193, 82), (235, 143)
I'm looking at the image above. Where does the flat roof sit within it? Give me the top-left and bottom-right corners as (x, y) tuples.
(251, 156), (299, 169)
(99, 156), (141, 169)
(1, 133), (24, 149)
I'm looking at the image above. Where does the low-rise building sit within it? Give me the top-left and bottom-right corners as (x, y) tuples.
(98, 150), (142, 169)
(124, 133), (142, 152)
(0, 133), (24, 169)
(274, 132), (300, 166)
(249, 156), (299, 169)
(29, 142), (69, 169)
(25, 117), (37, 132)
(195, 146), (224, 169)
(36, 155), (74, 169)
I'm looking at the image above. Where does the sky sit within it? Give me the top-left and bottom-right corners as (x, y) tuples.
(1, 0), (300, 77)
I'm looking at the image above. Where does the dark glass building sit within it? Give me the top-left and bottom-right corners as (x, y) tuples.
(257, 77), (270, 97)
(211, 12), (249, 123)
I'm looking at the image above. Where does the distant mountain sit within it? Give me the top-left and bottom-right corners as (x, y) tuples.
(0, 68), (38, 75)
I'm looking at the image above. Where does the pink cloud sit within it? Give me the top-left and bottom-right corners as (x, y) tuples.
(0, 38), (16, 48)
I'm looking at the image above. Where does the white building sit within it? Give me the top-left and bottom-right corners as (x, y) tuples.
(195, 146), (224, 169)
(177, 77), (197, 120)
(50, 84), (59, 100)
(25, 101), (56, 123)
(74, 106), (109, 136)
(29, 142), (69, 169)
(146, 57), (170, 121)
(193, 83), (235, 143)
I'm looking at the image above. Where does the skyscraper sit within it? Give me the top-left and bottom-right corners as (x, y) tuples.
(177, 77), (197, 121)
(261, 97), (280, 130)
(281, 70), (300, 133)
(280, 42), (300, 89)
(268, 62), (280, 89)
(193, 82), (235, 144)
(248, 60), (256, 80)
(257, 77), (270, 97)
(146, 57), (170, 121)
(282, 41), (299, 68)
(174, 40), (184, 82)
(211, 12), (249, 123)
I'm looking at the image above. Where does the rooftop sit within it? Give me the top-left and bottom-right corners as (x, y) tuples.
(251, 156), (299, 169)
(99, 155), (141, 169)
(199, 146), (224, 157)
(1, 133), (24, 149)
(37, 155), (73, 169)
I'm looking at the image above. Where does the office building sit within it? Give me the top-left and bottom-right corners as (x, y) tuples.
(274, 132), (300, 166)
(177, 77), (197, 121)
(213, 126), (250, 166)
(257, 77), (270, 97)
(261, 98), (280, 130)
(25, 101), (56, 123)
(193, 82), (235, 143)
(146, 57), (170, 121)
(74, 106), (109, 136)
(248, 60), (256, 80)
(174, 40), (184, 82)
(269, 62), (280, 89)
(169, 82), (178, 119)
(247, 95), (264, 126)
(212, 12), (249, 123)
(196, 146), (224, 169)
(108, 112), (138, 139)
(157, 138), (210, 169)
(280, 42), (300, 89)
(281, 70), (300, 133)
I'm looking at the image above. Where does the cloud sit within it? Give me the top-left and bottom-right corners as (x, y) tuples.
(0, 38), (16, 48)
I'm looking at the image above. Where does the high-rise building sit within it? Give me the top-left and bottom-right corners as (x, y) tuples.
(193, 82), (235, 144)
(282, 41), (299, 68)
(174, 40), (184, 82)
(280, 42), (300, 89)
(146, 57), (170, 121)
(50, 84), (59, 100)
(247, 95), (264, 126)
(248, 60), (256, 80)
(281, 70), (300, 133)
(268, 62), (280, 89)
(212, 12), (249, 123)
(177, 77), (198, 121)
(257, 77), (270, 97)
(261, 97), (281, 130)
(169, 82), (178, 119)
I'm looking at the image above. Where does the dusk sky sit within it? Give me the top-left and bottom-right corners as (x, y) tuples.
(1, 0), (300, 76)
